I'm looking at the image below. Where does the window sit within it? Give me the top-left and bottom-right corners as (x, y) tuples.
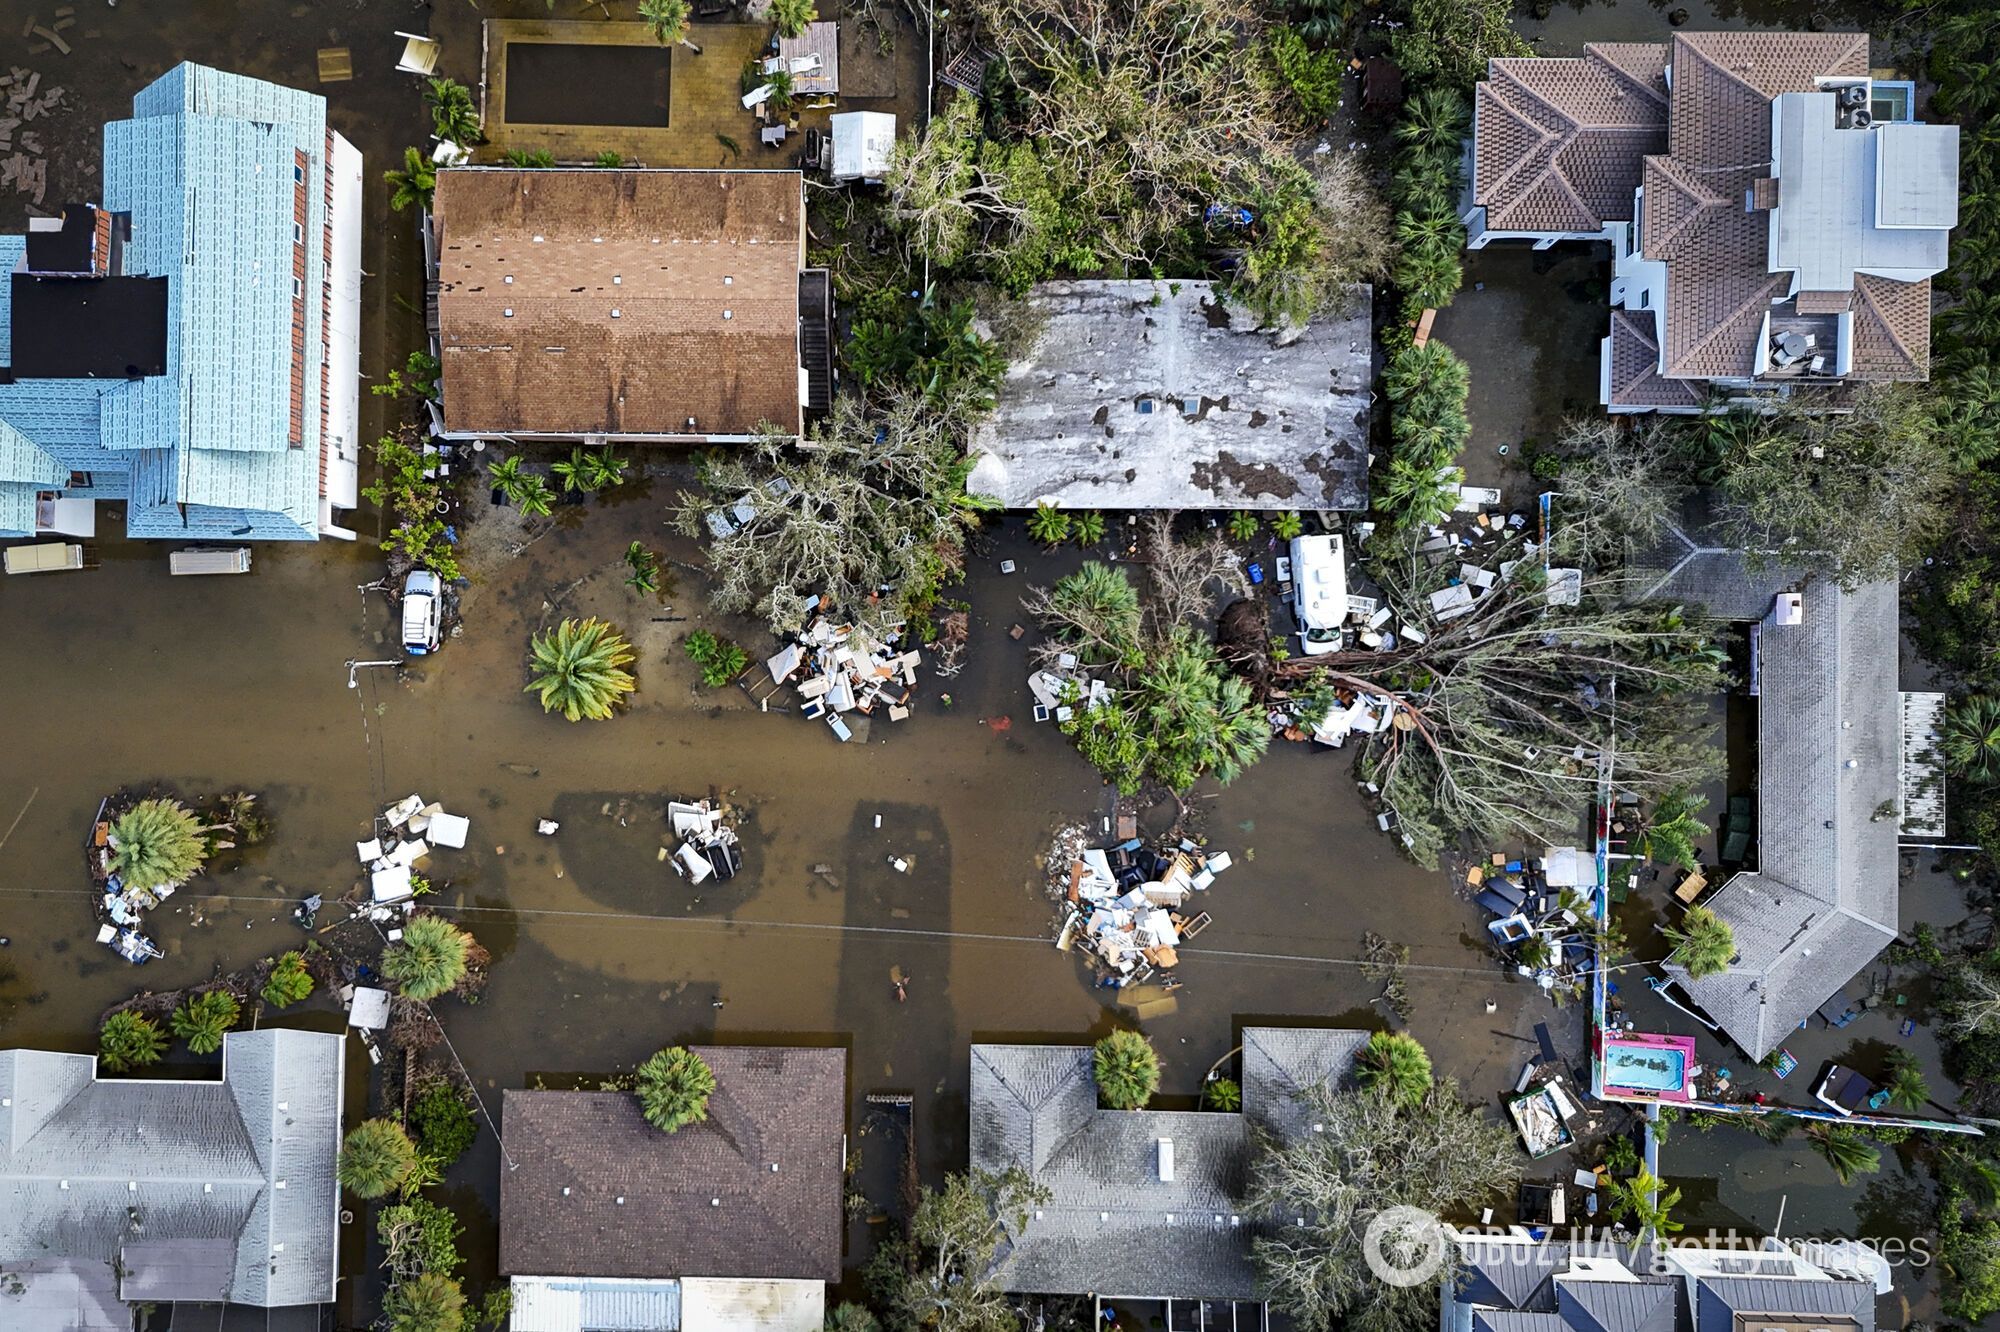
(293, 222), (304, 245)
(292, 276), (303, 299)
(67, 471), (94, 489)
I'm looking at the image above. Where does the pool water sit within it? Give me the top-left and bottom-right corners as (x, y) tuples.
(505, 43), (672, 128)
(1606, 1044), (1687, 1092)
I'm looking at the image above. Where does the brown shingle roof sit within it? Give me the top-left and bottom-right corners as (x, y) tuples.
(499, 1047), (845, 1282)
(1849, 273), (1931, 380)
(1607, 309), (1705, 409)
(1473, 45), (1667, 233)
(1794, 290), (1854, 315)
(433, 169), (805, 439)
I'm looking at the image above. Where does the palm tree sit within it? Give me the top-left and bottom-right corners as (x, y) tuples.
(1392, 87), (1470, 155)
(1607, 1167), (1684, 1237)
(526, 618), (637, 721)
(1663, 905), (1735, 979)
(593, 150), (625, 168)
(386, 147), (437, 213)
(770, 0), (818, 38)
(503, 148), (557, 168)
(515, 475), (556, 519)
(340, 1119), (420, 1198)
(488, 454), (528, 504)
(1203, 1076), (1242, 1111)
(98, 1011), (167, 1073)
(424, 77), (481, 145)
(170, 989), (242, 1056)
(1045, 561), (1144, 665)
(625, 542), (662, 596)
(1806, 1125), (1881, 1185)
(382, 915), (474, 1001)
(1072, 510), (1107, 547)
(1357, 1032), (1434, 1109)
(639, 0), (700, 50)
(636, 1046), (717, 1133)
(583, 449), (628, 491)
(262, 952), (315, 1008)
(1885, 1051), (1931, 1110)
(108, 798), (207, 893)
(385, 1271), (466, 1332)
(1093, 1030), (1161, 1110)
(1027, 503), (1071, 546)
(1642, 787), (1711, 871)
(551, 447), (596, 494)
(1947, 695), (2000, 785)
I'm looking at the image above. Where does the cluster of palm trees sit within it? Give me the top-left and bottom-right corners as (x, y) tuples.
(488, 448), (627, 518)
(1388, 87), (1469, 323)
(1378, 340), (1471, 533)
(1026, 505), (1106, 548)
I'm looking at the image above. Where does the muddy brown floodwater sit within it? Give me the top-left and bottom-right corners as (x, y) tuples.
(0, 492), (1561, 1309)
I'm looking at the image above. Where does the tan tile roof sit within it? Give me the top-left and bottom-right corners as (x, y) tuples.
(1794, 290), (1854, 314)
(1638, 154), (1724, 262)
(1848, 273), (1931, 380)
(1607, 309), (1705, 409)
(433, 168), (805, 438)
(1473, 44), (1667, 233)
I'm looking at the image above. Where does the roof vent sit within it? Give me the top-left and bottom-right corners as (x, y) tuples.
(711, 1198), (721, 1206)
(611, 309), (622, 318)
(725, 276), (734, 285)
(203, 1183), (212, 1193)
(504, 308), (514, 318)
(562, 1187), (571, 1196)
(769, 1163), (780, 1172)
(128, 1182), (137, 1192)
(724, 310), (733, 320)
(275, 1180), (287, 1190)
(504, 275), (514, 284)
(1157, 1138), (1175, 1182)
(614, 275), (623, 285)
(60, 1180), (69, 1190)
(532, 235), (545, 243)
(616, 1197), (626, 1205)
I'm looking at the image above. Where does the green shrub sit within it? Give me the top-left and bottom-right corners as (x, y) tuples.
(378, 1196), (465, 1279)
(684, 629), (750, 687)
(340, 1118), (420, 1199)
(1203, 1076), (1242, 1111)
(1267, 27), (1345, 122)
(170, 990), (241, 1056)
(1027, 504), (1071, 546)
(262, 952), (315, 1008)
(382, 915), (474, 1002)
(108, 798), (206, 893)
(99, 1011), (167, 1073)
(384, 1271), (466, 1332)
(408, 1082), (479, 1165)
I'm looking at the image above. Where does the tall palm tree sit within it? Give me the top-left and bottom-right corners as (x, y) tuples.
(770, 0), (818, 38)
(424, 77), (482, 145)
(1884, 1051), (1931, 1110)
(339, 1118), (420, 1198)
(1947, 695), (2000, 785)
(1642, 787), (1711, 871)
(488, 454), (528, 505)
(1607, 1167), (1684, 1238)
(381, 915), (474, 1001)
(1356, 1031), (1433, 1109)
(636, 1046), (717, 1133)
(385, 147), (437, 213)
(515, 475), (556, 519)
(1806, 1125), (1881, 1185)
(108, 798), (207, 893)
(1093, 1030), (1161, 1110)
(638, 0), (700, 50)
(527, 618), (637, 721)
(1663, 905), (1735, 979)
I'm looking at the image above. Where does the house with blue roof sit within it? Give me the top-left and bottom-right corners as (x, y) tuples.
(0, 63), (364, 544)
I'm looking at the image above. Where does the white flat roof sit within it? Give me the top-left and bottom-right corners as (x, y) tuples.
(1770, 93), (1953, 290)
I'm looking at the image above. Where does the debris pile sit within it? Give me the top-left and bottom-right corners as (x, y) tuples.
(1468, 846), (1596, 998)
(358, 793), (473, 910)
(1, 67), (67, 205)
(1050, 833), (1226, 989)
(766, 611), (923, 741)
(667, 798), (743, 885)
(1027, 659), (1111, 724)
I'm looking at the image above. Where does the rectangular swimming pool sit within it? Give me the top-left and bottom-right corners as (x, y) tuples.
(1602, 1033), (1697, 1101)
(505, 43), (672, 127)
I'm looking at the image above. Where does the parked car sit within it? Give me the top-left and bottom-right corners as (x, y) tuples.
(401, 570), (442, 655)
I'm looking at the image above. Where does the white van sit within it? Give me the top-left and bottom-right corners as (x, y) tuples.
(1289, 534), (1347, 656)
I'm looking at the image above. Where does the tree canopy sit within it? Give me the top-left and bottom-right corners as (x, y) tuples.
(868, 1168), (1050, 1332)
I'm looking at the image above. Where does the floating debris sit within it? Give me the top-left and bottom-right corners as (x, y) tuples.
(667, 798), (742, 885)
(765, 610), (922, 740)
(1048, 830), (1224, 990)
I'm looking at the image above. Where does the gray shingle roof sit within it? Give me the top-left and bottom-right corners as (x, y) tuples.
(499, 1047), (845, 1283)
(1457, 1242), (1568, 1312)
(968, 1029), (1364, 1299)
(0, 1029), (345, 1309)
(0, 1259), (127, 1332)
(1623, 491), (1806, 623)
(1692, 1276), (1873, 1332)
(1666, 578), (1901, 1058)
(1557, 1279), (1678, 1332)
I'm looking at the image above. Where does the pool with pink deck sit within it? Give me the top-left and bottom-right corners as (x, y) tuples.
(1602, 1031), (1697, 1101)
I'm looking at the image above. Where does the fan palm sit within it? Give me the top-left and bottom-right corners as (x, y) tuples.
(1642, 787), (1711, 870)
(1946, 695), (2000, 785)
(386, 147), (437, 213)
(770, 0), (818, 37)
(261, 952), (315, 1008)
(527, 618), (637, 721)
(424, 77), (481, 145)
(98, 1011), (167, 1073)
(1392, 87), (1470, 155)
(381, 915), (474, 1001)
(170, 990), (241, 1056)
(1072, 510), (1107, 546)
(639, 0), (696, 47)
(636, 1046), (717, 1133)
(1607, 1167), (1684, 1237)
(1806, 1124), (1881, 1185)
(1663, 905), (1735, 979)
(1027, 503), (1071, 546)
(1356, 1031), (1433, 1109)
(340, 1118), (420, 1199)
(1093, 1030), (1161, 1110)
(108, 798), (206, 892)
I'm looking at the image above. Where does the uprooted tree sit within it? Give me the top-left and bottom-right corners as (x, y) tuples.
(867, 1167), (1051, 1332)
(1278, 527), (1729, 867)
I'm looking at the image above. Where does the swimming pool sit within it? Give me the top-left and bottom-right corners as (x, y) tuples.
(1604, 1039), (1690, 1096)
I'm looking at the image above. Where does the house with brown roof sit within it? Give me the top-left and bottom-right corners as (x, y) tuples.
(1466, 33), (1959, 413)
(428, 168), (833, 445)
(499, 1046), (845, 1332)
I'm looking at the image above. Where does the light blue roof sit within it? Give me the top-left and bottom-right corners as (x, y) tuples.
(0, 393), (71, 539)
(0, 62), (338, 542)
